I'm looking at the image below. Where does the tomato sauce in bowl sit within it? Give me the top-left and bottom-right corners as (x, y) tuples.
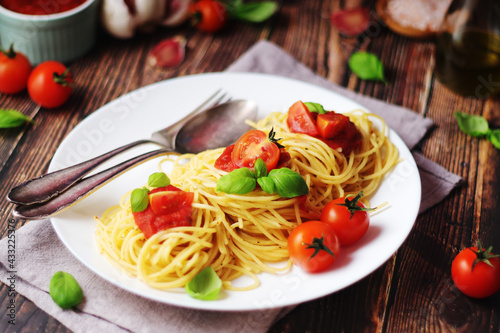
(0, 0), (87, 15)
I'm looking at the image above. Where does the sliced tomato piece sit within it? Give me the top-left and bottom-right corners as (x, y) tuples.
(322, 123), (362, 155)
(214, 144), (237, 172)
(330, 7), (371, 36)
(287, 101), (320, 137)
(133, 185), (193, 238)
(316, 112), (350, 139)
(231, 130), (280, 172)
(150, 190), (194, 215)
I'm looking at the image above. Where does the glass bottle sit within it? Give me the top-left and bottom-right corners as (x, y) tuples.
(434, 0), (500, 99)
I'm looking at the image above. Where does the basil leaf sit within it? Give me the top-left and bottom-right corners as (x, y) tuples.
(148, 172), (170, 188)
(257, 176), (276, 194)
(216, 168), (256, 194)
(454, 112), (490, 137)
(229, 2), (278, 23)
(131, 188), (149, 212)
(253, 158), (268, 178)
(348, 52), (386, 82)
(49, 271), (83, 309)
(267, 168), (309, 198)
(0, 109), (34, 128)
(304, 102), (326, 114)
(185, 266), (222, 300)
(487, 129), (500, 149)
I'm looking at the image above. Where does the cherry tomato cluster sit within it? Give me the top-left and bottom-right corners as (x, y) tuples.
(0, 45), (73, 109)
(287, 191), (373, 273)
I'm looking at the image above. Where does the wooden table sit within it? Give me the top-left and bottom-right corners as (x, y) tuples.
(1, 0), (499, 332)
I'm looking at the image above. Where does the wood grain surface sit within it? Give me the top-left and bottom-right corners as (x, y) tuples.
(1, 0), (499, 332)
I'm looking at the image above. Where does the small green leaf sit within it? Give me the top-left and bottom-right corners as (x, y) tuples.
(49, 271), (83, 309)
(148, 172), (170, 188)
(257, 176), (276, 194)
(216, 168), (256, 194)
(455, 112), (490, 138)
(304, 102), (326, 114)
(487, 129), (500, 149)
(131, 188), (149, 212)
(267, 168), (309, 198)
(229, 1), (278, 23)
(0, 109), (35, 128)
(253, 158), (268, 178)
(348, 52), (386, 82)
(185, 266), (222, 300)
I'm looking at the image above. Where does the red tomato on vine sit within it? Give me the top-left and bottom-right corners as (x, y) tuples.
(27, 61), (73, 109)
(0, 45), (32, 94)
(451, 241), (500, 298)
(287, 221), (340, 273)
(320, 191), (374, 245)
(190, 0), (228, 33)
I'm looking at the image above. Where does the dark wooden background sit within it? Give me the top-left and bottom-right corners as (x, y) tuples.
(1, 0), (499, 332)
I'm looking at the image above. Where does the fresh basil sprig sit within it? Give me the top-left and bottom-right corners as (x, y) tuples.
(455, 112), (500, 149)
(49, 271), (83, 309)
(216, 158), (309, 198)
(304, 102), (326, 114)
(348, 52), (386, 83)
(0, 109), (35, 128)
(185, 266), (222, 300)
(130, 172), (172, 212)
(148, 172), (170, 188)
(131, 188), (149, 212)
(225, 0), (278, 23)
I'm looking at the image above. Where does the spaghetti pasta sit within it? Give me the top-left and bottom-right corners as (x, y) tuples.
(95, 109), (399, 291)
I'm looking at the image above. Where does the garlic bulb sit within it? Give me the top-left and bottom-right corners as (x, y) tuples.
(101, 0), (193, 39)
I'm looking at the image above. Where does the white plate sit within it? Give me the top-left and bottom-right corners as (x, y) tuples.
(50, 72), (421, 311)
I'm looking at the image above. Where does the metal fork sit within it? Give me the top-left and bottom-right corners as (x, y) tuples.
(7, 90), (229, 206)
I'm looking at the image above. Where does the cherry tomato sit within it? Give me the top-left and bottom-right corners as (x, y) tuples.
(330, 7), (371, 37)
(27, 61), (73, 109)
(190, 0), (228, 33)
(149, 190), (194, 215)
(133, 186), (194, 239)
(316, 112), (349, 139)
(320, 191), (372, 245)
(231, 130), (280, 172)
(0, 45), (32, 94)
(214, 144), (237, 172)
(287, 101), (320, 137)
(288, 221), (340, 273)
(451, 242), (500, 298)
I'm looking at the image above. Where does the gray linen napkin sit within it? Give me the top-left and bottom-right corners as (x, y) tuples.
(0, 40), (462, 333)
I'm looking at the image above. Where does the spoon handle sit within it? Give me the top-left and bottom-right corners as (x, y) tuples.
(7, 139), (156, 205)
(13, 148), (171, 220)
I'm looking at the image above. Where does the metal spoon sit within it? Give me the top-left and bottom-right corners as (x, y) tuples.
(11, 99), (258, 219)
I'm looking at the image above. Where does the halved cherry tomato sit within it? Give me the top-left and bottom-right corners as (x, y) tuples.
(287, 101), (320, 137)
(320, 192), (372, 245)
(190, 0), (227, 33)
(288, 221), (340, 273)
(330, 7), (371, 36)
(149, 190), (194, 215)
(451, 242), (500, 298)
(318, 112), (362, 155)
(231, 130), (280, 172)
(214, 144), (236, 172)
(316, 112), (349, 139)
(133, 185), (193, 238)
(0, 45), (32, 94)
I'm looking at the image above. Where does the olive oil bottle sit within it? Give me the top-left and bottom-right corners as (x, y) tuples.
(434, 0), (500, 98)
